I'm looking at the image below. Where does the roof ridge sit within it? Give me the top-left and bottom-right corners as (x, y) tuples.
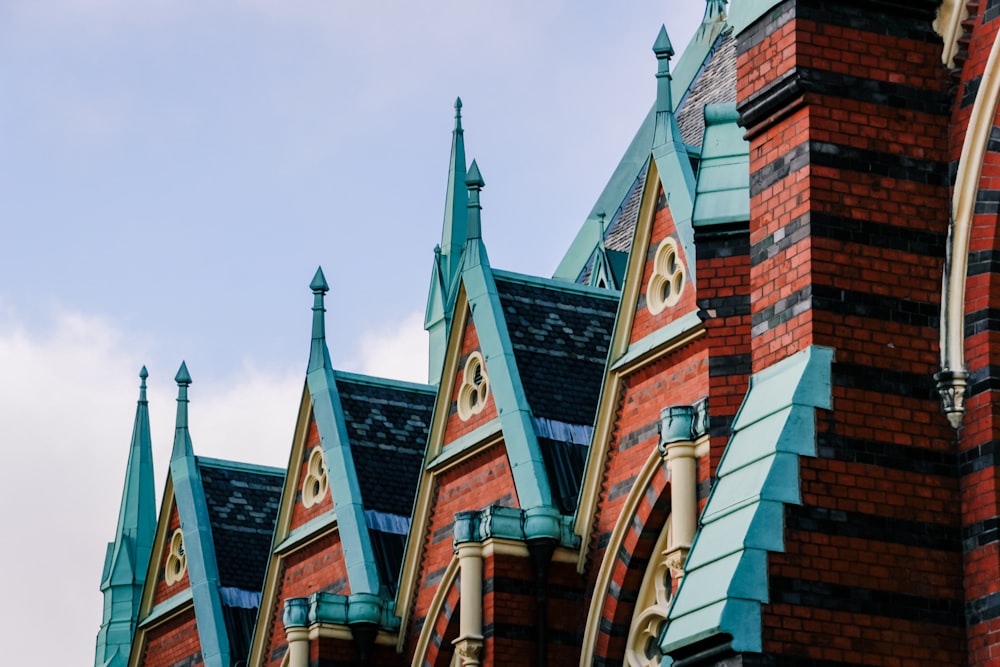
(195, 456), (285, 476)
(493, 269), (620, 298)
(333, 370), (436, 393)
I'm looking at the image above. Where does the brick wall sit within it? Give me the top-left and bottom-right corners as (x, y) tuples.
(950, 6), (1000, 666)
(737, 1), (964, 663)
(139, 608), (202, 667)
(259, 537), (351, 667)
(407, 444), (516, 654)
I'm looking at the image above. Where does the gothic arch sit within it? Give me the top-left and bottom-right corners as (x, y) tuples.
(580, 447), (672, 666)
(939, 22), (1000, 427)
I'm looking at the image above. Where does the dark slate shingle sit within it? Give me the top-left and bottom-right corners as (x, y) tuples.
(198, 460), (284, 592)
(336, 377), (435, 518)
(676, 28), (737, 149)
(495, 276), (618, 427)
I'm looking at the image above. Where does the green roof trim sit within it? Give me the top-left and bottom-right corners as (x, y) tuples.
(554, 9), (726, 283)
(492, 268), (619, 298)
(611, 310), (704, 371)
(332, 370), (435, 395)
(305, 281), (381, 597)
(692, 103), (750, 227)
(168, 364), (231, 667)
(661, 345), (833, 656)
(458, 164), (555, 511)
(273, 511), (339, 555)
(96, 368), (157, 667)
(728, 0), (785, 35)
(426, 419), (502, 470)
(138, 588), (194, 629)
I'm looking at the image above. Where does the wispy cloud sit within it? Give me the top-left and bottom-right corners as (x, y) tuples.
(0, 307), (299, 664)
(345, 311), (430, 384)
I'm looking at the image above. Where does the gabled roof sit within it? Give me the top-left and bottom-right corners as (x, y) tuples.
(248, 271), (437, 664)
(493, 271), (618, 427)
(555, 8), (737, 284)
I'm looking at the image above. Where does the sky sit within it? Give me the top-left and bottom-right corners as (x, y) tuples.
(0, 1), (706, 663)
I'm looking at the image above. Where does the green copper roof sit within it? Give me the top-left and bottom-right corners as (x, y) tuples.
(661, 346), (833, 656)
(95, 367), (157, 667)
(168, 364), (232, 667)
(692, 103), (749, 227)
(457, 165), (555, 511)
(555, 7), (726, 283)
(305, 282), (382, 596)
(426, 99), (470, 384)
(728, 0), (783, 34)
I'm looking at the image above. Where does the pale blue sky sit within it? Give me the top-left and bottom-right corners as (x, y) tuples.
(0, 2), (704, 663)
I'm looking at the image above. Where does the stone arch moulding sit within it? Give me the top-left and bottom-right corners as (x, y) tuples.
(579, 446), (671, 667)
(939, 24), (1000, 428)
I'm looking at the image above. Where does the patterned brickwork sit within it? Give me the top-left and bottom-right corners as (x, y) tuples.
(420, 574), (460, 667)
(696, 224), (753, 472)
(408, 445), (516, 650)
(590, 462), (671, 666)
(138, 608), (202, 667)
(259, 536), (350, 667)
(481, 550), (581, 667)
(588, 343), (709, 575)
(736, 1), (965, 663)
(955, 7), (1000, 663)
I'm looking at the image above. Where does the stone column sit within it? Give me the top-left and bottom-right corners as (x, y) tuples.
(452, 540), (484, 666)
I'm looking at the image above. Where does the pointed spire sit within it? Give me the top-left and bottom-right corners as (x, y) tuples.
(96, 367), (157, 667)
(441, 97), (469, 275)
(308, 267), (334, 373)
(171, 361), (194, 460)
(653, 25), (674, 113)
(465, 160), (484, 241)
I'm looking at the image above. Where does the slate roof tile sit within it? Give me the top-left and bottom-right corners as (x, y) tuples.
(198, 459), (284, 592)
(494, 276), (618, 427)
(676, 29), (737, 149)
(578, 30), (737, 287)
(336, 377), (435, 518)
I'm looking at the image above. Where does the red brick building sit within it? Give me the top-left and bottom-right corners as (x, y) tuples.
(96, 1), (1000, 665)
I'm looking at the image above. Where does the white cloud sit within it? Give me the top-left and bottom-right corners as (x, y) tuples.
(344, 311), (430, 384)
(0, 307), (299, 665)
